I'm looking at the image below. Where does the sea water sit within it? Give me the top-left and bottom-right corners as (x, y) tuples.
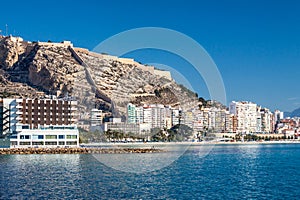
(0, 144), (299, 199)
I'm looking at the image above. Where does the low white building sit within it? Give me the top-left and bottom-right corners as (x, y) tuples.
(10, 125), (79, 147)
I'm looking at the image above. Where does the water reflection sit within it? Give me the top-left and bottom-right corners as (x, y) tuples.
(92, 144), (189, 173)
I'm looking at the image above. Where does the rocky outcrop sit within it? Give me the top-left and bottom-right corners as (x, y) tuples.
(0, 36), (199, 117)
(0, 36), (26, 69)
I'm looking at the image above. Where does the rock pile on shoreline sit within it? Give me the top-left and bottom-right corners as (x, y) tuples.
(0, 147), (164, 155)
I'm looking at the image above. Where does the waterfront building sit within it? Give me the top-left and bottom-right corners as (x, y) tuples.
(224, 111), (234, 133)
(104, 121), (151, 135)
(171, 109), (181, 126)
(202, 107), (210, 130)
(274, 110), (284, 124)
(192, 109), (203, 133)
(229, 101), (257, 134)
(0, 98), (79, 147)
(143, 106), (152, 125)
(135, 106), (144, 123)
(126, 103), (185, 130)
(164, 106), (173, 129)
(182, 110), (194, 129)
(90, 108), (103, 132)
(150, 104), (166, 129)
(209, 107), (227, 132)
(260, 108), (274, 133)
(256, 107), (262, 133)
(127, 103), (136, 123)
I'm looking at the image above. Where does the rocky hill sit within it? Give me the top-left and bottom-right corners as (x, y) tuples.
(0, 35), (199, 118)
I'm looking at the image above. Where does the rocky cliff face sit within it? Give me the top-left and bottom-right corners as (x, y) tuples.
(0, 36), (26, 69)
(0, 36), (199, 117)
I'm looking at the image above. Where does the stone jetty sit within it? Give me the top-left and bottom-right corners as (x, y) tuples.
(0, 147), (164, 155)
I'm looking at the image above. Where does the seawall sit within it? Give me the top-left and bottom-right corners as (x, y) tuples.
(0, 147), (163, 155)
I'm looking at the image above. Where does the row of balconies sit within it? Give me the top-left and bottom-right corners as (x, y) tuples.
(16, 111), (75, 116)
(16, 104), (75, 109)
(17, 118), (77, 122)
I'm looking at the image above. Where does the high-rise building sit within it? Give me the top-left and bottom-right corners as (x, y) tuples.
(135, 106), (144, 123)
(127, 103), (136, 123)
(150, 104), (166, 129)
(171, 109), (181, 126)
(224, 111), (234, 133)
(260, 108), (274, 133)
(143, 105), (152, 125)
(90, 108), (103, 132)
(182, 110), (194, 129)
(256, 107), (262, 133)
(229, 101), (257, 134)
(274, 110), (284, 124)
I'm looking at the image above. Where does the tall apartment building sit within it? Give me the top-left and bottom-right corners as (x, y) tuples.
(224, 111), (234, 133)
(256, 107), (262, 133)
(229, 101), (257, 134)
(181, 110), (194, 130)
(127, 103), (137, 124)
(274, 110), (284, 124)
(136, 106), (144, 123)
(150, 104), (166, 129)
(0, 98), (79, 147)
(171, 109), (181, 126)
(260, 108), (274, 133)
(90, 108), (103, 132)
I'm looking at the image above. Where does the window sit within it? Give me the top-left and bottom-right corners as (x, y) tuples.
(58, 135), (64, 139)
(22, 125), (29, 129)
(45, 141), (57, 145)
(45, 135), (57, 140)
(32, 141), (43, 146)
(66, 135), (77, 139)
(32, 135), (38, 140)
(66, 141), (77, 145)
(38, 135), (44, 139)
(20, 135), (25, 139)
(20, 142), (31, 145)
(11, 141), (17, 146)
(25, 135), (30, 139)
(58, 141), (65, 145)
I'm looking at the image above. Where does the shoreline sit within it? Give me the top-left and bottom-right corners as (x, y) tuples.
(0, 147), (163, 155)
(81, 140), (300, 146)
(1, 141), (299, 155)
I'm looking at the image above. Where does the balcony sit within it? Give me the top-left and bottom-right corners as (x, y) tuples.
(16, 111), (23, 115)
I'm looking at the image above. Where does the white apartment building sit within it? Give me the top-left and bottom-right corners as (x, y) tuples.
(229, 101), (257, 134)
(274, 110), (284, 124)
(90, 108), (103, 132)
(260, 108), (274, 133)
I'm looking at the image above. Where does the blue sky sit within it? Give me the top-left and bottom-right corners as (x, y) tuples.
(1, 0), (300, 112)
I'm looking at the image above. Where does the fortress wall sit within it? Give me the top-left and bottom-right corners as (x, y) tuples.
(37, 41), (73, 48)
(154, 69), (172, 80)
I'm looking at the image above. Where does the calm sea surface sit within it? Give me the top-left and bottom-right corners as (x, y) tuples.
(1, 144), (300, 199)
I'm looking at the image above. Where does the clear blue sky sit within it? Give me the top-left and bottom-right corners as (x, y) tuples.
(1, 0), (300, 112)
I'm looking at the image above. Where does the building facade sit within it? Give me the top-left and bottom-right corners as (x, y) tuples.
(229, 101), (257, 134)
(90, 108), (103, 132)
(0, 98), (79, 147)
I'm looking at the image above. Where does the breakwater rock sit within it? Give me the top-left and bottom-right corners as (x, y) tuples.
(0, 147), (164, 155)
